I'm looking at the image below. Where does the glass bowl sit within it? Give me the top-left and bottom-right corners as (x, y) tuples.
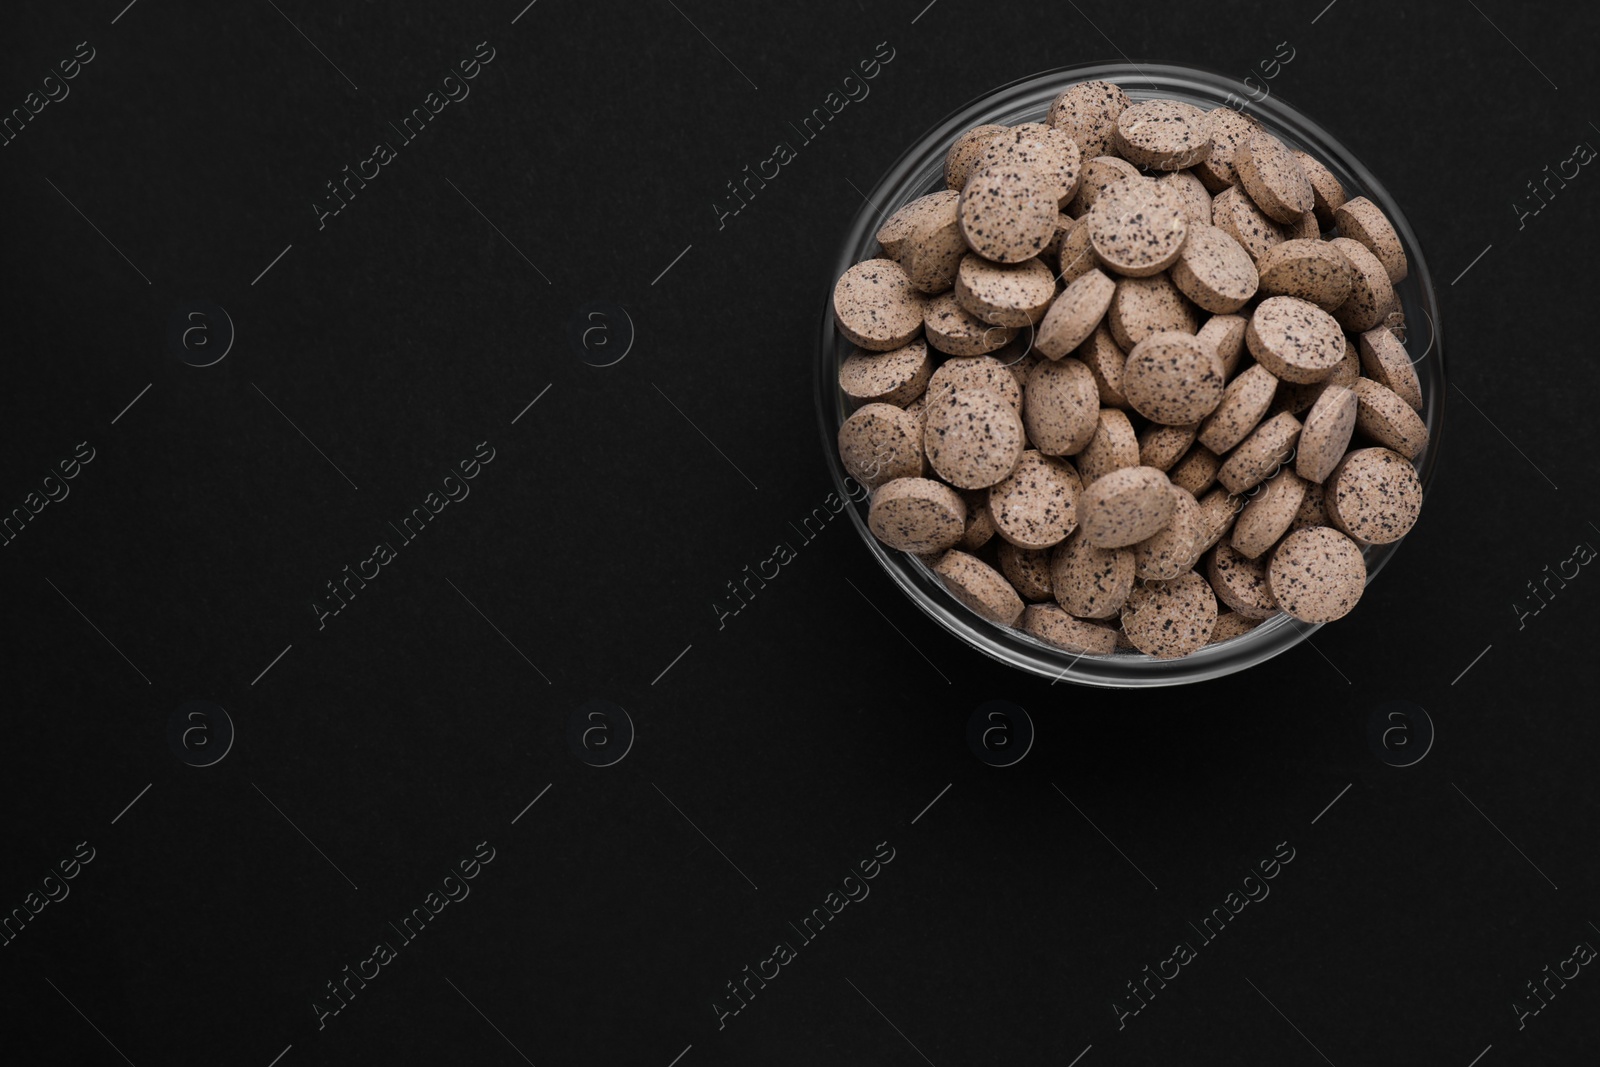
(814, 61), (1445, 688)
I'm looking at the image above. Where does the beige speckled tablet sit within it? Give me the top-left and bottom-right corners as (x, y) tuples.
(1077, 325), (1130, 408)
(959, 163), (1058, 264)
(1194, 486), (1242, 556)
(1133, 484), (1201, 579)
(924, 387), (1026, 489)
(1291, 479), (1329, 530)
(1288, 212), (1321, 241)
(1212, 185), (1285, 262)
(1022, 603), (1118, 653)
(838, 403), (924, 490)
(928, 354), (1024, 413)
(1197, 363), (1278, 454)
(839, 340), (933, 408)
(955, 254), (1057, 327)
(1114, 99), (1212, 170)
(959, 490), (996, 550)
(1292, 149), (1347, 227)
(1170, 224), (1259, 313)
(1246, 296), (1346, 383)
(1256, 239), (1353, 312)
(932, 550), (1025, 626)
(924, 292), (1015, 356)
(878, 190), (961, 261)
(1209, 611), (1263, 644)
(1206, 539), (1279, 619)
(1329, 238), (1396, 334)
(1327, 446), (1422, 544)
(1122, 331), (1226, 425)
(834, 259), (927, 351)
(975, 124), (1083, 205)
(1138, 421), (1199, 471)
(1234, 127), (1313, 223)
(1078, 465), (1177, 547)
(1268, 525), (1367, 623)
(1276, 336), (1359, 414)
(868, 477), (967, 553)
(1024, 357), (1100, 456)
(1107, 274), (1202, 350)
(1038, 268), (1116, 358)
(1050, 529), (1136, 619)
(1351, 377), (1428, 459)
(1156, 169), (1214, 226)
(1121, 571), (1217, 658)
(1217, 411), (1302, 494)
(998, 342), (1040, 391)
(998, 541), (1054, 601)
(1067, 156), (1142, 217)
(901, 193), (968, 293)
(1055, 215), (1100, 283)
(1048, 80), (1130, 159)
(1169, 444), (1221, 495)
(988, 450), (1082, 549)
(1041, 211), (1074, 265)
(1075, 408), (1139, 483)
(1357, 327), (1423, 412)
(945, 124), (1010, 191)
(1334, 196), (1407, 283)
(1196, 107), (1258, 191)
(1087, 178), (1188, 277)
(1196, 314), (1249, 379)
(1232, 467), (1306, 558)
(1295, 384), (1358, 483)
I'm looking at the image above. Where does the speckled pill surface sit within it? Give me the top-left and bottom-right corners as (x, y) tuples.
(1329, 237), (1396, 334)
(834, 259), (927, 351)
(1122, 330), (1226, 425)
(1194, 486), (1242, 556)
(924, 387), (1026, 489)
(955, 254), (1057, 327)
(988, 450), (1082, 549)
(1197, 313), (1249, 378)
(1055, 215), (1099, 283)
(1169, 444), (1221, 495)
(901, 193), (968, 293)
(1107, 274), (1202, 350)
(1024, 357), (1100, 456)
(1087, 178), (1189, 277)
(878, 190), (961, 261)
(1037, 269), (1116, 358)
(1206, 538), (1280, 619)
(1268, 525), (1367, 623)
(1050, 530), (1135, 619)
(1121, 571), (1217, 658)
(1068, 155), (1142, 217)
(1196, 107), (1258, 191)
(1231, 467), (1306, 559)
(1246, 295), (1346, 383)
(1217, 411), (1302, 494)
(1075, 408), (1140, 483)
(1291, 479), (1329, 530)
(959, 162), (1058, 264)
(1079, 465), (1177, 547)
(1198, 363), (1278, 454)
(1048, 80), (1130, 159)
(1077, 325), (1130, 408)
(1351, 377), (1428, 459)
(1022, 603), (1118, 653)
(1114, 99), (1212, 170)
(1293, 149), (1346, 227)
(928, 355), (1024, 413)
(1255, 239), (1353, 312)
(1000, 344), (1040, 391)
(959, 490), (996, 550)
(1234, 127), (1314, 223)
(868, 477), (967, 553)
(839, 340), (933, 408)
(975, 124), (1083, 206)
(838, 403), (925, 490)
(1134, 485), (1202, 579)
(1170, 224), (1259, 313)
(1288, 384), (1355, 485)
(1286, 211), (1320, 241)
(1209, 611), (1263, 644)
(998, 541), (1054, 601)
(1276, 336), (1358, 414)
(1138, 421), (1199, 471)
(932, 550), (1025, 626)
(944, 124), (1010, 191)
(924, 292), (1015, 356)
(1212, 185), (1285, 262)
(1357, 326), (1423, 411)
(1334, 196), (1408, 283)
(1326, 446), (1422, 544)
(1157, 169), (1214, 226)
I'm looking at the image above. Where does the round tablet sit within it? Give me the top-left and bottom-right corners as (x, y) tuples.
(1067, 155), (1142, 217)
(1276, 336), (1358, 414)
(1169, 444), (1221, 495)
(1206, 539), (1279, 619)
(1293, 149), (1347, 227)
(1170, 224), (1259, 313)
(1212, 185), (1285, 262)
(1077, 324), (1130, 408)
(1351, 377), (1428, 459)
(1233, 127), (1313, 223)
(1114, 99), (1212, 170)
(901, 194), (967, 293)
(1050, 530), (1136, 619)
(924, 292), (1015, 356)
(1326, 446), (1422, 544)
(1122, 331), (1226, 425)
(1197, 363), (1278, 454)
(1138, 421), (1199, 471)
(1022, 603), (1118, 653)
(834, 259), (927, 351)
(998, 541), (1055, 601)
(1246, 296), (1346, 383)
(1209, 611), (1263, 644)
(1037, 268), (1116, 358)
(1295, 384), (1358, 484)
(1075, 407), (1139, 483)
(1133, 484), (1202, 579)
(1055, 216), (1099, 283)
(1268, 526), (1367, 623)
(1048, 80), (1130, 159)
(988, 450), (1082, 549)
(868, 478), (967, 553)
(928, 355), (1023, 413)
(1121, 571), (1217, 658)
(1231, 467), (1306, 559)
(1024, 357), (1100, 456)
(932, 550), (1025, 626)
(1329, 238), (1396, 334)
(1078, 465), (1177, 547)
(1255, 239), (1354, 312)
(1333, 196), (1408, 283)
(877, 190), (960, 260)
(959, 162), (1058, 263)
(1195, 107), (1258, 191)
(974, 124), (1083, 206)
(839, 340), (933, 408)
(1217, 411), (1302, 494)
(1196, 313), (1249, 379)
(838, 403), (924, 489)
(1357, 326), (1423, 412)
(944, 124), (1010, 190)
(955, 254), (1057, 327)
(1087, 178), (1189, 277)
(1107, 274), (1202, 351)
(924, 387), (1026, 489)
(1156, 169), (1214, 226)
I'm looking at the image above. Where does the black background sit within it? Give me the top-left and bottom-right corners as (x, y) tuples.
(2, 1), (1596, 1065)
